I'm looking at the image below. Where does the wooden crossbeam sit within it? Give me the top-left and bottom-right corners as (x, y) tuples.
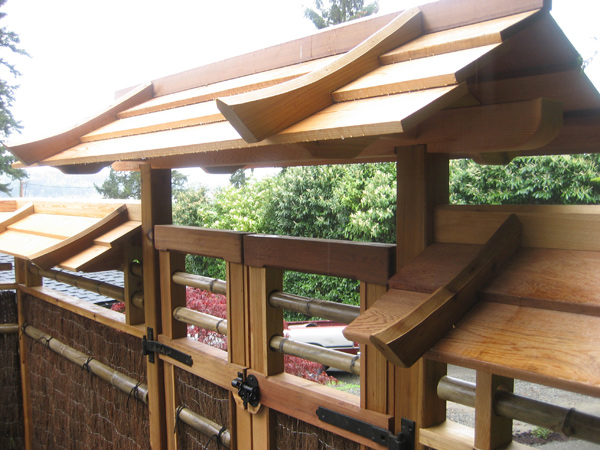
(344, 214), (521, 368)
(216, 8), (422, 143)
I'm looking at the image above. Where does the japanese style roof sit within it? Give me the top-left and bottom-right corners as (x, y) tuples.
(7, 0), (600, 173)
(0, 199), (140, 272)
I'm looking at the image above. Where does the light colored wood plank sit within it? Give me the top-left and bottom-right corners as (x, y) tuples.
(243, 234), (395, 285)
(434, 205), (600, 251)
(427, 301), (600, 398)
(475, 372), (513, 450)
(28, 200), (128, 218)
(0, 230), (62, 258)
(83, 101), (224, 143)
(346, 215), (521, 368)
(420, 420), (476, 450)
(381, 10), (538, 64)
(160, 250), (187, 339)
(481, 247), (600, 316)
(227, 262), (248, 366)
(56, 244), (112, 272)
(333, 44), (501, 102)
(249, 371), (391, 450)
(0, 200), (18, 212)
(154, 225), (245, 262)
(121, 57), (334, 118)
(164, 362), (179, 450)
(7, 83), (153, 165)
(0, 202), (33, 233)
(8, 213), (98, 240)
(216, 8), (423, 143)
(93, 220), (141, 246)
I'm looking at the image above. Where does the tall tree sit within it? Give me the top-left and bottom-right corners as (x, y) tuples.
(0, 0), (28, 195)
(95, 168), (188, 199)
(304, 0), (379, 29)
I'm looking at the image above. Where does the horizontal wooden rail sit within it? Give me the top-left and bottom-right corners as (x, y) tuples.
(154, 225), (246, 263)
(23, 325), (148, 404)
(0, 323), (18, 334)
(172, 272), (227, 296)
(176, 405), (231, 448)
(244, 234), (395, 284)
(438, 376), (600, 445)
(270, 336), (360, 375)
(173, 307), (228, 336)
(269, 291), (359, 324)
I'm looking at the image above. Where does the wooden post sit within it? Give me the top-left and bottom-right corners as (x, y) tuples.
(14, 258), (35, 449)
(227, 261), (252, 450)
(395, 147), (448, 448)
(123, 241), (144, 325)
(248, 266), (283, 449)
(164, 363), (180, 450)
(475, 372), (514, 450)
(141, 164), (172, 450)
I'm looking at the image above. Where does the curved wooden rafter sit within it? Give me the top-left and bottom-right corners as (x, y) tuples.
(216, 8), (423, 143)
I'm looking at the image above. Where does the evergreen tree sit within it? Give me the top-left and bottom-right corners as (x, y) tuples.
(95, 168), (188, 199)
(0, 0), (28, 195)
(304, 0), (379, 29)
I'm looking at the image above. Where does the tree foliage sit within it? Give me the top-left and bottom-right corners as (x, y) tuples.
(0, 0), (28, 195)
(304, 0), (379, 29)
(94, 168), (188, 199)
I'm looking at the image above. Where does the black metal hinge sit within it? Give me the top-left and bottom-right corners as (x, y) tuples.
(316, 407), (415, 450)
(142, 327), (193, 366)
(232, 372), (260, 408)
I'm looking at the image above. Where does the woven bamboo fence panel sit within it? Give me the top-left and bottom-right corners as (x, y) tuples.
(0, 291), (24, 450)
(22, 295), (149, 449)
(174, 366), (231, 449)
(274, 411), (359, 449)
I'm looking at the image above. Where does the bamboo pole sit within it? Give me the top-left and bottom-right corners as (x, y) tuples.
(29, 266), (125, 302)
(0, 323), (18, 334)
(438, 376), (600, 445)
(130, 261), (143, 277)
(23, 325), (148, 405)
(131, 292), (144, 310)
(172, 272), (227, 295)
(173, 307), (228, 336)
(177, 406), (231, 448)
(269, 336), (360, 375)
(269, 291), (360, 324)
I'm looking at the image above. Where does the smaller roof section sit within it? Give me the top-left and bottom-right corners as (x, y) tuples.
(0, 199), (140, 272)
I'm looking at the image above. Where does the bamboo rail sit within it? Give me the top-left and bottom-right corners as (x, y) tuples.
(23, 325), (148, 404)
(173, 307), (227, 335)
(29, 265), (144, 310)
(438, 376), (600, 445)
(172, 272), (227, 295)
(176, 405), (231, 448)
(0, 323), (18, 334)
(270, 336), (360, 375)
(269, 291), (360, 324)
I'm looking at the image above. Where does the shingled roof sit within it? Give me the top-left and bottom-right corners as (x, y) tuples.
(7, 0), (600, 173)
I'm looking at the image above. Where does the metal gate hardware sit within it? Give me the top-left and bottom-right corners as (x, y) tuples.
(232, 372), (260, 408)
(316, 407), (415, 450)
(142, 327), (193, 366)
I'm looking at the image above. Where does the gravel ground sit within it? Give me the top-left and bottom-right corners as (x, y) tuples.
(332, 365), (600, 448)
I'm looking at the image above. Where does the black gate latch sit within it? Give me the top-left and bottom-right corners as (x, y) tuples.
(142, 327), (193, 366)
(316, 407), (415, 450)
(232, 372), (260, 408)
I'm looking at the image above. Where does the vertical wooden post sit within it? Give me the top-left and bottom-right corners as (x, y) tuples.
(159, 249), (186, 450)
(123, 241), (144, 325)
(360, 281), (394, 416)
(14, 258), (36, 449)
(227, 261), (253, 450)
(475, 372), (514, 450)
(395, 146), (448, 448)
(141, 164), (172, 450)
(248, 266), (283, 449)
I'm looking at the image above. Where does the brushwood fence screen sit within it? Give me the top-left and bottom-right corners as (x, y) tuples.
(21, 295), (149, 449)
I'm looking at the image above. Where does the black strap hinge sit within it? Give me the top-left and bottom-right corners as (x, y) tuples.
(316, 407), (415, 450)
(142, 327), (193, 366)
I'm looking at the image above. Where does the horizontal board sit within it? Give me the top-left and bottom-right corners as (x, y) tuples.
(57, 244), (112, 272)
(8, 213), (98, 240)
(243, 234), (395, 284)
(427, 301), (600, 397)
(154, 225), (245, 263)
(0, 230), (62, 258)
(419, 420), (475, 450)
(434, 205), (600, 251)
(93, 220), (141, 246)
(333, 44), (499, 102)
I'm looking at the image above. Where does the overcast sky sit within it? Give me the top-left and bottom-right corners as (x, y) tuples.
(2, 0), (600, 190)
